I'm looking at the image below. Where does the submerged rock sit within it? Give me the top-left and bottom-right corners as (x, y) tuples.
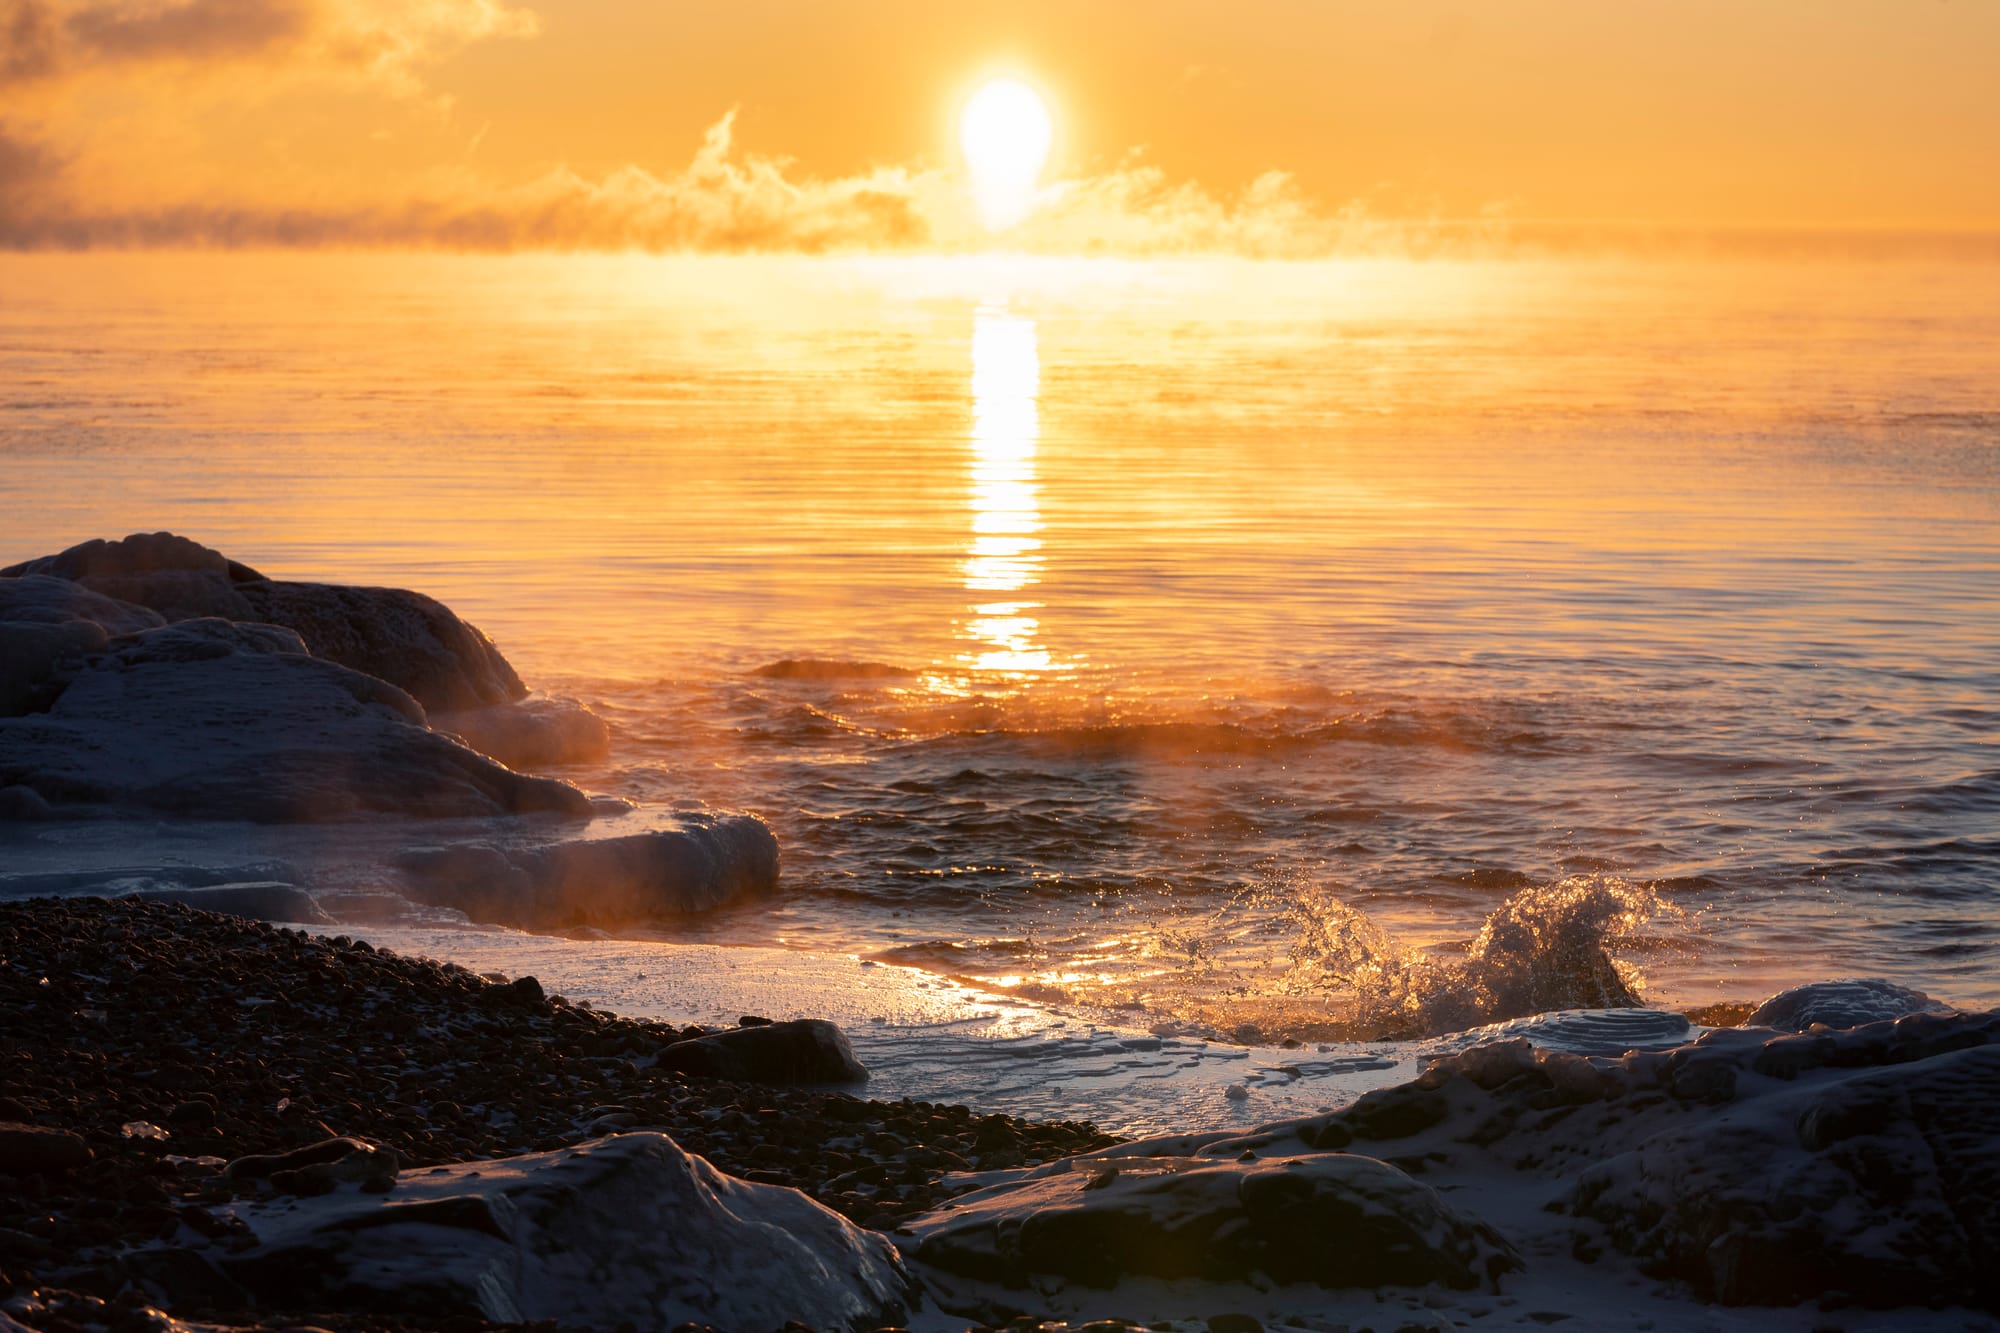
(909, 1151), (1515, 1291)
(216, 1132), (910, 1332)
(396, 819), (780, 929)
(658, 1018), (868, 1085)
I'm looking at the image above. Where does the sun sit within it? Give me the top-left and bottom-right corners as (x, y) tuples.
(959, 78), (1053, 233)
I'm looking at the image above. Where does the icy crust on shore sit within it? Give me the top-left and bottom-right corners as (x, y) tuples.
(0, 808), (787, 935)
(219, 1133), (911, 1333)
(900, 980), (1999, 1324)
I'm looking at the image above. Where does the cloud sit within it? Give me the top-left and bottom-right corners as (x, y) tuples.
(0, 2), (1502, 257)
(0, 108), (1492, 256)
(0, 110), (939, 250)
(0, 0), (534, 88)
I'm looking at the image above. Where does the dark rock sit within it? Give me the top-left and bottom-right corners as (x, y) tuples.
(910, 1152), (1514, 1291)
(0, 1123), (92, 1175)
(118, 1245), (248, 1310)
(1337, 1084), (1452, 1141)
(658, 1020), (868, 1085)
(225, 1137), (397, 1189)
(0, 619), (105, 715)
(0, 785), (54, 819)
(1205, 1316), (1264, 1333)
(166, 1101), (217, 1130)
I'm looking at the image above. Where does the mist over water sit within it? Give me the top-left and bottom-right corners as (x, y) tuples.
(3, 251), (1997, 1036)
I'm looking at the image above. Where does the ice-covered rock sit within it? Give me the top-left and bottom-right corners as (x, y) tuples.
(658, 1018), (868, 1084)
(5, 533), (526, 712)
(0, 627), (589, 821)
(1, 575), (157, 715)
(234, 578), (525, 712)
(0, 621), (100, 715)
(126, 883), (332, 925)
(2, 531), (263, 586)
(103, 617), (309, 665)
(1571, 1016), (2000, 1308)
(214, 1132), (910, 1331)
(0, 571), (170, 637)
(395, 818), (779, 929)
(908, 1151), (1515, 1292)
(1743, 977), (1952, 1032)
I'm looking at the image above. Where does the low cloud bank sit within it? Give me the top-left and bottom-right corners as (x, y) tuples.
(1, 108), (1504, 257)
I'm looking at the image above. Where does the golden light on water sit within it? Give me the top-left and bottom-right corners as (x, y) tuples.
(959, 79), (1053, 232)
(962, 305), (1052, 673)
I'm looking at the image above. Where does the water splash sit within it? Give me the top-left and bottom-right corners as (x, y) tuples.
(1139, 874), (1681, 1041)
(1285, 875), (1677, 1038)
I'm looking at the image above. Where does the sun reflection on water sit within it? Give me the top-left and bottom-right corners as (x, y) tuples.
(961, 306), (1056, 673)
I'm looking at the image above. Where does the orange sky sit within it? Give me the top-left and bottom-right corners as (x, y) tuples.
(3, 0), (1997, 251)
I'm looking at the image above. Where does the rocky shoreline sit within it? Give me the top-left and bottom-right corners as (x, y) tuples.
(0, 897), (1115, 1333)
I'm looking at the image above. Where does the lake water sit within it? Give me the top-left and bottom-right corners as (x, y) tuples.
(3, 249), (1996, 1037)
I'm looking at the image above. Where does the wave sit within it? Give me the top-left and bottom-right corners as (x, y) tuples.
(750, 658), (918, 681)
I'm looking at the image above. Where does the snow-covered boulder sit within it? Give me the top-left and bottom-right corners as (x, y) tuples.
(4, 533), (526, 712)
(0, 625), (589, 821)
(1, 575), (157, 715)
(0, 572), (167, 637)
(908, 1151), (1516, 1292)
(234, 578), (525, 712)
(218, 1132), (911, 1331)
(395, 818), (780, 929)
